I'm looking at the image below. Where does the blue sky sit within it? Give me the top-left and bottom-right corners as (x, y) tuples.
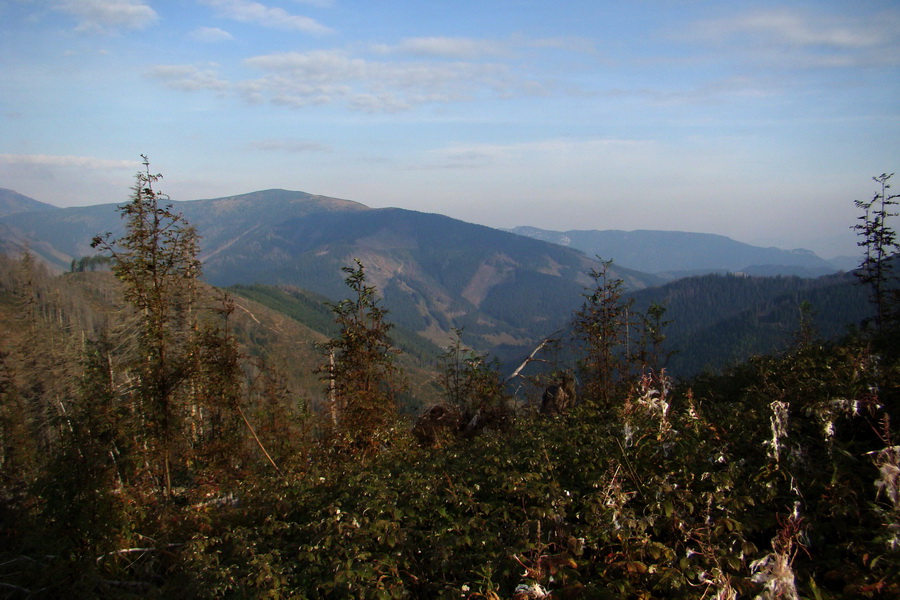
(2, 0), (899, 258)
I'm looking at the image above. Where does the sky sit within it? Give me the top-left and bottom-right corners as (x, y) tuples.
(2, 0), (899, 259)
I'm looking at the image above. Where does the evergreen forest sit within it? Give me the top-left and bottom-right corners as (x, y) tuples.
(1, 165), (900, 599)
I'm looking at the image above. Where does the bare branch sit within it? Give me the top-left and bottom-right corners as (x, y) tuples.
(505, 332), (561, 383)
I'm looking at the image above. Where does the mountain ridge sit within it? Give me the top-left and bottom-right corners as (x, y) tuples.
(0, 188), (648, 362)
(506, 225), (841, 278)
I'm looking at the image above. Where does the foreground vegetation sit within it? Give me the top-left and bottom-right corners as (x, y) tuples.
(1, 165), (899, 598)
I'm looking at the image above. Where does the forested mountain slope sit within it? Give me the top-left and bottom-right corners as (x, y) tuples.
(530, 270), (873, 382)
(3, 241), (898, 598)
(627, 271), (872, 377)
(0, 186), (870, 379)
(0, 189), (368, 270)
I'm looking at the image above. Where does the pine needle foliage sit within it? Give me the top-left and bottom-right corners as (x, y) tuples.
(439, 328), (510, 419)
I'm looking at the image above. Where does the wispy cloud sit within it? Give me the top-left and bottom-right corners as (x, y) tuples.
(143, 29), (591, 113)
(190, 26), (235, 43)
(237, 49), (537, 112)
(292, 0), (335, 7)
(249, 139), (331, 153)
(146, 64), (230, 92)
(602, 74), (785, 109)
(375, 37), (509, 60)
(374, 35), (596, 60)
(199, 0), (333, 34)
(686, 8), (900, 68)
(53, 0), (157, 34)
(0, 154), (139, 170)
(710, 9), (884, 48)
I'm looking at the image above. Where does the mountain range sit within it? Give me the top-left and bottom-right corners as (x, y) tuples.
(0, 187), (867, 375)
(506, 226), (845, 278)
(0, 188), (649, 362)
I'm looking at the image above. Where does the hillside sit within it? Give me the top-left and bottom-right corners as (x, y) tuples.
(0, 254), (444, 415)
(626, 271), (872, 376)
(199, 205), (660, 355)
(0, 189), (369, 271)
(226, 282), (445, 411)
(508, 226), (839, 278)
(2, 186), (873, 376)
(514, 270), (873, 382)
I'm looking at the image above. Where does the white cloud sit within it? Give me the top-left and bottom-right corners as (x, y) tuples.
(527, 36), (597, 54)
(190, 26), (234, 42)
(146, 64), (230, 92)
(145, 32), (588, 113)
(240, 49), (533, 112)
(0, 154), (140, 170)
(54, 0), (158, 34)
(199, 0), (333, 34)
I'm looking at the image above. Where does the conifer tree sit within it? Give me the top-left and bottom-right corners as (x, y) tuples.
(439, 328), (508, 420)
(853, 172), (899, 332)
(91, 156), (201, 498)
(631, 301), (673, 374)
(318, 259), (404, 454)
(574, 259), (632, 406)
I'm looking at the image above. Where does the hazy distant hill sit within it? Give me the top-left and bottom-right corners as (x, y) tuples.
(0, 189), (660, 362)
(196, 204), (658, 341)
(507, 226), (839, 278)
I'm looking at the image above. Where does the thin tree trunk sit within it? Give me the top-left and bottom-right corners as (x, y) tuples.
(237, 405), (283, 477)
